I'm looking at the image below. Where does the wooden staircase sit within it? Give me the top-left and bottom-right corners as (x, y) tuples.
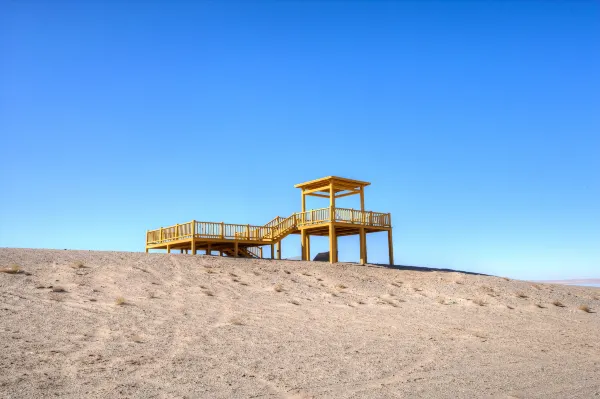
(221, 246), (262, 259)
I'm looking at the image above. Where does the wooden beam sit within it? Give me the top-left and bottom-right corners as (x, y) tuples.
(234, 241), (238, 258)
(335, 190), (360, 199)
(270, 244), (274, 259)
(191, 239), (196, 255)
(276, 241), (281, 260)
(306, 234), (311, 261)
(305, 193), (330, 198)
(302, 185), (332, 195)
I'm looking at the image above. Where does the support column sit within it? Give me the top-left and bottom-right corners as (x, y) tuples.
(167, 245), (171, 254)
(306, 234), (311, 261)
(329, 183), (336, 221)
(359, 227), (366, 265)
(276, 241), (281, 260)
(219, 250), (223, 257)
(145, 248), (149, 253)
(207, 243), (211, 256)
(270, 244), (274, 259)
(329, 224), (337, 263)
(388, 229), (394, 266)
(191, 239), (196, 255)
(234, 241), (239, 258)
(180, 249), (183, 254)
(300, 229), (307, 260)
(360, 187), (365, 212)
(329, 182), (337, 264)
(301, 189), (306, 225)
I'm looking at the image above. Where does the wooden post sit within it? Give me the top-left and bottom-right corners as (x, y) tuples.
(388, 213), (393, 265)
(191, 240), (196, 255)
(160, 227), (163, 243)
(219, 250), (223, 257)
(329, 182), (337, 263)
(270, 244), (274, 259)
(234, 241), (238, 258)
(300, 229), (307, 261)
(167, 245), (171, 254)
(180, 249), (183, 254)
(306, 234), (311, 261)
(276, 241), (281, 259)
(329, 224), (337, 263)
(388, 230), (394, 266)
(221, 222), (225, 239)
(360, 186), (365, 212)
(247, 224), (250, 240)
(207, 243), (211, 256)
(329, 183), (335, 222)
(176, 224), (179, 239)
(359, 227), (366, 265)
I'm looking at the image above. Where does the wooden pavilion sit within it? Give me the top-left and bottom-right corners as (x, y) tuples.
(145, 176), (393, 265)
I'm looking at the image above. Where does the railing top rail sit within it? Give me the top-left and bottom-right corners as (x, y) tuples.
(147, 220), (275, 234)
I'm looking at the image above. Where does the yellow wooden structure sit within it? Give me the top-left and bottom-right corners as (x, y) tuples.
(145, 176), (393, 265)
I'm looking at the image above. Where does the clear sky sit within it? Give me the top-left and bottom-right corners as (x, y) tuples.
(1, 1), (598, 280)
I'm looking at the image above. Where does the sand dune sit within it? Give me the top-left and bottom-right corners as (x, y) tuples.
(1, 248), (599, 398)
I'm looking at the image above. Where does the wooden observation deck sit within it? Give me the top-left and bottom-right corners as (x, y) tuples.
(145, 176), (393, 264)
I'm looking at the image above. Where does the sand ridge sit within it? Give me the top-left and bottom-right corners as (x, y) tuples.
(0, 248), (599, 398)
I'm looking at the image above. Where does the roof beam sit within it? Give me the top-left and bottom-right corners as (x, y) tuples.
(302, 185), (332, 195)
(335, 190), (360, 198)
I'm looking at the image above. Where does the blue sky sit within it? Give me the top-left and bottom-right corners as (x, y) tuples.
(1, 1), (598, 280)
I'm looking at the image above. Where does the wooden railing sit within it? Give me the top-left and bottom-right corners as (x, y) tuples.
(147, 221), (274, 245)
(295, 207), (391, 228)
(269, 213), (299, 239)
(146, 207), (391, 245)
(263, 216), (283, 229)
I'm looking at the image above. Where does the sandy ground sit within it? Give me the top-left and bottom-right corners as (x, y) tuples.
(1, 248), (599, 398)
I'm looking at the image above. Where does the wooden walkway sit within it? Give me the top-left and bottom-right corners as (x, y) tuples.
(145, 176), (394, 264)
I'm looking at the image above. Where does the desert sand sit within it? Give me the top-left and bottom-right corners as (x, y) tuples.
(1, 248), (599, 398)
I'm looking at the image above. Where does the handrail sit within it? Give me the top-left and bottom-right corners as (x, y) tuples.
(263, 216), (283, 229)
(146, 207), (391, 245)
(295, 207), (391, 227)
